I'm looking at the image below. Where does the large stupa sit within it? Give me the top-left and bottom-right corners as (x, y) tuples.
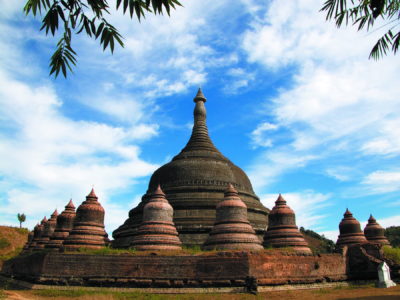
(113, 89), (269, 247)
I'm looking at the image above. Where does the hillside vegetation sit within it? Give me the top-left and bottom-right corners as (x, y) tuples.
(0, 226), (29, 268)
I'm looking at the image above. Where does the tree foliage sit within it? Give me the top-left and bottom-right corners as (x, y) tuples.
(24, 0), (182, 78)
(300, 227), (336, 254)
(385, 226), (400, 247)
(17, 213), (26, 228)
(321, 0), (400, 59)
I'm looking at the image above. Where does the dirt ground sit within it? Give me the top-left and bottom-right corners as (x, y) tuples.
(1, 284), (400, 300)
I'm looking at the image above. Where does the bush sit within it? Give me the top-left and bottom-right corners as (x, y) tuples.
(0, 238), (10, 250)
(383, 246), (400, 264)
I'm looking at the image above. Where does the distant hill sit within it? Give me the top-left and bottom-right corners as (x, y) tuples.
(300, 227), (336, 254)
(0, 226), (29, 268)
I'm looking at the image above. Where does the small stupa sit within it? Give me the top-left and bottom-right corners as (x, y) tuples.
(263, 194), (311, 254)
(46, 200), (76, 250)
(22, 230), (34, 252)
(131, 185), (182, 251)
(28, 223), (42, 250)
(336, 209), (368, 248)
(63, 189), (107, 250)
(364, 215), (390, 246)
(36, 209), (58, 249)
(32, 217), (48, 250)
(203, 184), (263, 250)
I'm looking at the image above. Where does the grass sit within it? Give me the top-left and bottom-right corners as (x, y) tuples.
(383, 245), (400, 264)
(0, 289), (5, 299)
(0, 247), (23, 262)
(0, 238), (10, 250)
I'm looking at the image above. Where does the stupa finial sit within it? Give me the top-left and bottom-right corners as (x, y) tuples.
(193, 88), (206, 103)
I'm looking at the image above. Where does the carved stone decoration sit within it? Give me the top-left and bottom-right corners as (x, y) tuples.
(263, 194), (312, 254)
(46, 199), (76, 250)
(113, 89), (269, 247)
(364, 215), (391, 247)
(131, 185), (182, 251)
(203, 184), (263, 251)
(336, 209), (368, 248)
(36, 209), (58, 249)
(63, 189), (106, 250)
(32, 217), (47, 250)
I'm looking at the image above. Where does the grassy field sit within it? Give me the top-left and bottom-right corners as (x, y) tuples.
(0, 284), (399, 300)
(0, 226), (28, 269)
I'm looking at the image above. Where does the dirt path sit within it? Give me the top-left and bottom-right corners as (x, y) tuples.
(2, 285), (400, 300)
(3, 290), (34, 300)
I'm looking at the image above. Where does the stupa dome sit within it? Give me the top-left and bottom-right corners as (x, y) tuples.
(203, 184), (263, 250)
(263, 194), (311, 254)
(63, 188), (107, 250)
(131, 185), (182, 250)
(336, 209), (368, 248)
(113, 89), (269, 247)
(46, 199), (76, 250)
(364, 215), (390, 246)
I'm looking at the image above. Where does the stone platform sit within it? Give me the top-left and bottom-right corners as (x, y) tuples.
(2, 251), (348, 289)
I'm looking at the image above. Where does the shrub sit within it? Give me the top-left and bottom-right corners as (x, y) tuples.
(383, 246), (400, 264)
(0, 238), (10, 250)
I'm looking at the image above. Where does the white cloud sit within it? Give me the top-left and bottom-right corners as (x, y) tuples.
(243, 0), (400, 193)
(362, 170), (400, 193)
(325, 166), (355, 182)
(0, 70), (159, 233)
(260, 190), (331, 230)
(248, 151), (317, 189)
(250, 121), (278, 148)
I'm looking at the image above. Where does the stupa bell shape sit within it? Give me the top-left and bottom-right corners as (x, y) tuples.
(33, 217), (48, 250)
(364, 215), (390, 246)
(263, 194), (311, 254)
(203, 184), (263, 251)
(131, 185), (182, 251)
(46, 199), (76, 250)
(336, 209), (368, 248)
(63, 189), (107, 250)
(113, 89), (269, 247)
(36, 209), (58, 249)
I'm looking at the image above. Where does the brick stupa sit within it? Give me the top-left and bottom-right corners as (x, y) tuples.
(131, 185), (182, 251)
(203, 184), (263, 250)
(336, 209), (368, 248)
(46, 199), (76, 250)
(364, 214), (390, 247)
(263, 194), (311, 254)
(113, 89), (269, 248)
(32, 217), (47, 250)
(36, 210), (58, 249)
(63, 189), (106, 250)
(22, 230), (34, 252)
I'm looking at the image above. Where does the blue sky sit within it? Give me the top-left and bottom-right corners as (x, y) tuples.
(1, 0), (399, 241)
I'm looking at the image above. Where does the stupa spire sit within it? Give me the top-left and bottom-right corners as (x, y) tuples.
(176, 89), (222, 156)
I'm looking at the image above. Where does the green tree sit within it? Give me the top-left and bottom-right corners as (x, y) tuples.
(385, 226), (400, 247)
(17, 213), (26, 228)
(24, 0), (181, 78)
(321, 0), (400, 59)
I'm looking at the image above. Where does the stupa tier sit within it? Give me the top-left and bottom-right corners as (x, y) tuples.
(113, 89), (269, 247)
(336, 209), (368, 248)
(63, 189), (107, 250)
(364, 215), (390, 246)
(46, 199), (76, 250)
(203, 184), (263, 250)
(263, 194), (311, 254)
(131, 185), (182, 250)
